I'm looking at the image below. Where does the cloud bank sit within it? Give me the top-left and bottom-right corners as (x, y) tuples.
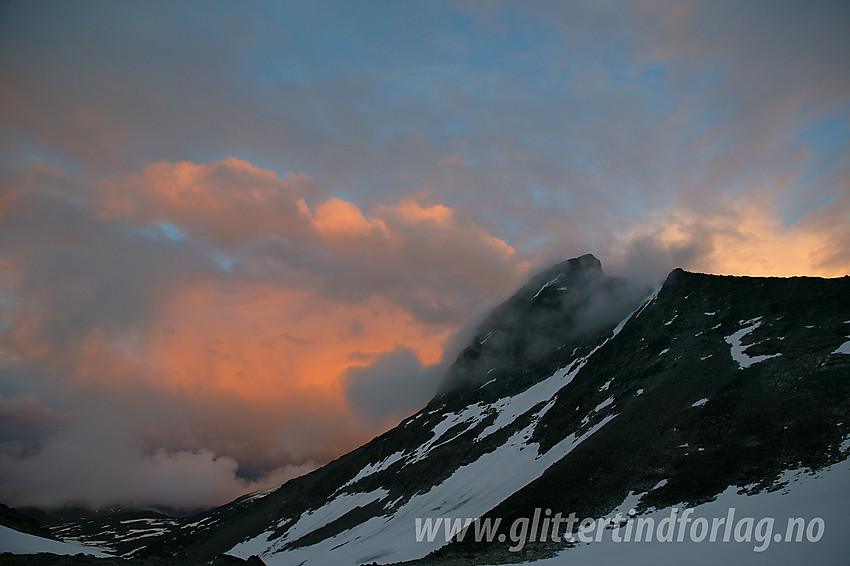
(0, 158), (524, 509)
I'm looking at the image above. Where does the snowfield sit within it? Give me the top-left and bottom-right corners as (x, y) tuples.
(0, 525), (111, 557)
(485, 459), (850, 566)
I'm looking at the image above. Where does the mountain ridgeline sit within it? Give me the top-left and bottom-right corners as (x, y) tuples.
(25, 256), (850, 565)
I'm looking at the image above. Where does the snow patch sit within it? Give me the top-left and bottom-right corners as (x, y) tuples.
(532, 276), (561, 300)
(724, 319), (782, 369)
(475, 356), (584, 442)
(634, 285), (662, 320)
(409, 403), (489, 463)
(239, 488), (391, 556)
(594, 396), (615, 413)
(831, 337), (850, 355)
(344, 451), (406, 487)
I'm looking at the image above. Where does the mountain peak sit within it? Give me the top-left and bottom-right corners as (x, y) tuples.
(526, 254), (603, 290)
(546, 253), (602, 272)
(435, 254), (644, 402)
(570, 252), (602, 270)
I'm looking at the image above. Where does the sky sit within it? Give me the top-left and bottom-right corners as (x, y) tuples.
(0, 0), (848, 511)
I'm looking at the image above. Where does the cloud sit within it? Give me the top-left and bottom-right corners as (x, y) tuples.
(103, 158), (323, 248)
(0, 394), (63, 429)
(0, 399), (320, 510)
(101, 158), (525, 325)
(343, 346), (444, 426)
(646, 0), (850, 112)
(607, 185), (850, 281)
(0, 169), (218, 364)
(0, 157), (526, 509)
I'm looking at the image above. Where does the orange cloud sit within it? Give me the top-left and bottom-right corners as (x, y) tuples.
(138, 281), (451, 405)
(100, 157), (320, 246)
(616, 188), (850, 279)
(99, 159), (522, 291)
(389, 199), (454, 226)
(310, 197), (389, 247)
